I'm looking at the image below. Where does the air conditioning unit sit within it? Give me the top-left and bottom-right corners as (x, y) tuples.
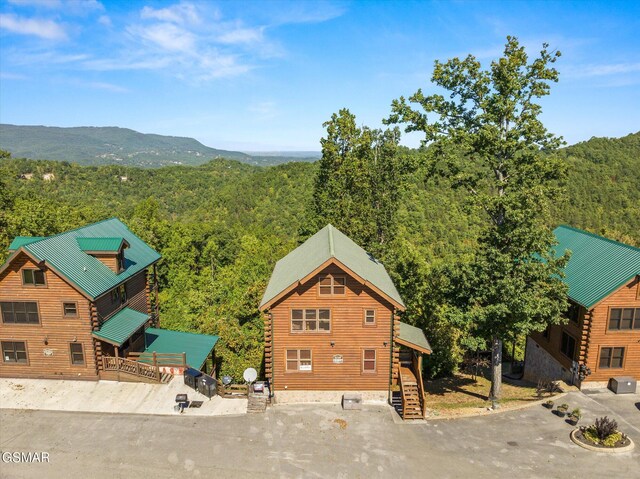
(609, 377), (637, 394)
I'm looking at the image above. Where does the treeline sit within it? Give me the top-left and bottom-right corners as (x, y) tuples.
(0, 132), (638, 379)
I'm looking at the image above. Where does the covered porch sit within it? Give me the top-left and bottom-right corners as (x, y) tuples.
(93, 308), (218, 382)
(394, 321), (432, 420)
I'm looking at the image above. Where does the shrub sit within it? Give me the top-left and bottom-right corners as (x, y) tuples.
(536, 379), (562, 398)
(570, 408), (582, 419)
(593, 416), (618, 440)
(558, 403), (569, 411)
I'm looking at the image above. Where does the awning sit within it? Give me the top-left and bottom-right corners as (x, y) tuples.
(143, 328), (219, 370)
(93, 307), (149, 346)
(396, 321), (432, 354)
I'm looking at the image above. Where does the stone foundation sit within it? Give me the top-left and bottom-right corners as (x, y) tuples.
(523, 337), (573, 385)
(273, 389), (388, 405)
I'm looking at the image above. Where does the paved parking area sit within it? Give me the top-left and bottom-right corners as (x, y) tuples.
(0, 377), (247, 417)
(1, 390), (638, 479)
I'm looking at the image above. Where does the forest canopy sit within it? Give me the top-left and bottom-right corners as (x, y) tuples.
(0, 130), (638, 379)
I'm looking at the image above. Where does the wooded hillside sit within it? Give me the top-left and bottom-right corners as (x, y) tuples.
(0, 132), (637, 379)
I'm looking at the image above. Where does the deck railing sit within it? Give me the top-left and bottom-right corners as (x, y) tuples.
(128, 351), (186, 368)
(412, 352), (427, 418)
(102, 356), (160, 381)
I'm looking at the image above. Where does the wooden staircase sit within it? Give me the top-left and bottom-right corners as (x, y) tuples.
(99, 369), (173, 384)
(397, 350), (426, 420)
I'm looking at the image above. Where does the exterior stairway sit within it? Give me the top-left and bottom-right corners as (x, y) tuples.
(396, 349), (426, 420)
(99, 369), (173, 383)
(399, 366), (424, 419)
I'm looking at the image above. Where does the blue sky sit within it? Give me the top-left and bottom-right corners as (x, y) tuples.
(0, 0), (639, 151)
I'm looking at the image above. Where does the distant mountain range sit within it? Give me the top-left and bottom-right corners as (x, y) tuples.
(0, 124), (320, 167)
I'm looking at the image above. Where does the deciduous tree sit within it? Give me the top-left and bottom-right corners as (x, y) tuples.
(387, 36), (570, 403)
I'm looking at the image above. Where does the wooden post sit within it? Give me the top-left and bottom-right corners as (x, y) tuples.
(153, 352), (159, 382)
(115, 347), (120, 382)
(182, 352), (187, 368)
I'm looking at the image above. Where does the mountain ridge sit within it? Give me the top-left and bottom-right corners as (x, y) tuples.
(0, 124), (319, 167)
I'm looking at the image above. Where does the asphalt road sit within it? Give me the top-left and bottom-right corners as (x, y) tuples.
(1, 391), (638, 479)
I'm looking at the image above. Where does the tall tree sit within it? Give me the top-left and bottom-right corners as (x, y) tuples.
(387, 36), (569, 403)
(312, 108), (408, 256)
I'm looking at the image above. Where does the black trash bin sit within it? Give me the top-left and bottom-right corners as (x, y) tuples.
(197, 373), (217, 399)
(184, 367), (202, 390)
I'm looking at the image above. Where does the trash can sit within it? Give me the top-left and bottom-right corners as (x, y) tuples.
(197, 373), (217, 398)
(184, 367), (202, 390)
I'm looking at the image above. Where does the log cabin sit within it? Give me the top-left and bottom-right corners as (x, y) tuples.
(524, 226), (640, 391)
(260, 225), (431, 419)
(0, 218), (218, 383)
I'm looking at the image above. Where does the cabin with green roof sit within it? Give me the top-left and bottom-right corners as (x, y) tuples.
(0, 218), (218, 383)
(524, 226), (640, 391)
(260, 224), (431, 419)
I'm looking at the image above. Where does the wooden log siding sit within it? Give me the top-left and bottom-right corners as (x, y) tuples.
(268, 264), (395, 391)
(94, 271), (149, 320)
(530, 277), (640, 383)
(583, 277), (640, 382)
(0, 253), (98, 380)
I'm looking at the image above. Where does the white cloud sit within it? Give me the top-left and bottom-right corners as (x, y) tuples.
(573, 62), (640, 77)
(140, 2), (203, 25)
(132, 22), (196, 52)
(98, 15), (111, 27)
(218, 26), (264, 45)
(0, 71), (28, 80)
(0, 13), (67, 40)
(83, 81), (129, 93)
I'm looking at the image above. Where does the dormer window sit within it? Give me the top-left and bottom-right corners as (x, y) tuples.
(318, 275), (346, 295)
(77, 237), (129, 274)
(22, 269), (46, 286)
(116, 250), (125, 273)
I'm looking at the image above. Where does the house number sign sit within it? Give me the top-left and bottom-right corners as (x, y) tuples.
(333, 355), (343, 364)
(43, 349), (54, 357)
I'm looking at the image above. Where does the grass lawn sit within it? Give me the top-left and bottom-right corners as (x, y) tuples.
(424, 372), (541, 416)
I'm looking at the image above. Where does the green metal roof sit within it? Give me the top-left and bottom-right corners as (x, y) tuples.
(92, 307), (149, 346)
(8, 237), (45, 250)
(143, 328), (219, 370)
(553, 225), (640, 309)
(3, 218), (161, 300)
(76, 237), (125, 252)
(397, 321), (432, 353)
(259, 224), (405, 309)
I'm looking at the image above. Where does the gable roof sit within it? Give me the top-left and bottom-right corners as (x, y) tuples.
(92, 307), (149, 346)
(553, 225), (640, 309)
(259, 224), (405, 310)
(1, 218), (161, 300)
(397, 321), (432, 354)
(77, 237), (128, 253)
(9, 237), (45, 250)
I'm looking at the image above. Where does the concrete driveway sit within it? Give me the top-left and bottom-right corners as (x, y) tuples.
(1, 390), (638, 479)
(0, 377), (247, 416)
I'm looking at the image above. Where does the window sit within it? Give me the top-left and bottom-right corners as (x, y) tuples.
(286, 349), (312, 371)
(118, 284), (127, 303)
(364, 309), (376, 325)
(1, 302), (40, 324)
(566, 303), (580, 323)
(599, 347), (625, 369)
(63, 302), (78, 317)
(110, 284), (127, 304)
(363, 349), (376, 372)
(22, 269), (45, 286)
(116, 251), (125, 272)
(560, 331), (576, 360)
(291, 309), (330, 332)
(2, 341), (28, 363)
(318, 275), (346, 295)
(69, 343), (85, 365)
(608, 308), (640, 330)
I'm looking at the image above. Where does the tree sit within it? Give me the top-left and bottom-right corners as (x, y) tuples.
(311, 108), (409, 256)
(387, 36), (569, 403)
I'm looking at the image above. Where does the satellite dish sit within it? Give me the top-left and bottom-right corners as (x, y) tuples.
(243, 367), (258, 383)
(222, 375), (233, 386)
